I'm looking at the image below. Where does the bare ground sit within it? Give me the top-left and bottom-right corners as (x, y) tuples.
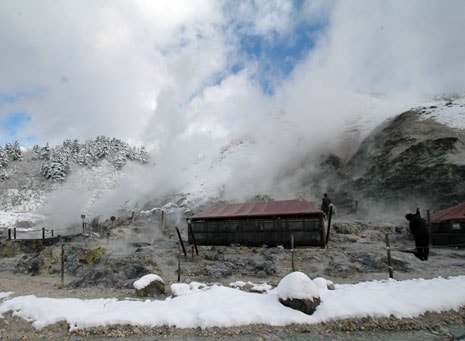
(1, 223), (465, 340)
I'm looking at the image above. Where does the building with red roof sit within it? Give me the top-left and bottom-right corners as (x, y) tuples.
(187, 199), (328, 247)
(430, 202), (465, 246)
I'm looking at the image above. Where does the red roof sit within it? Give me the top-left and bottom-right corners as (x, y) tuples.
(431, 202), (465, 223)
(191, 199), (323, 219)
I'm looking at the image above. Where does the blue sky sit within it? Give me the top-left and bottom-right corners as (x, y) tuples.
(0, 88), (45, 146)
(0, 1), (464, 151)
(0, 112), (33, 145)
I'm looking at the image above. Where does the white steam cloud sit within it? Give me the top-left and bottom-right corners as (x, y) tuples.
(2, 1), (465, 215)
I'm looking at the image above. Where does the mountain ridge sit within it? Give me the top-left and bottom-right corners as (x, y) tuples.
(1, 95), (465, 228)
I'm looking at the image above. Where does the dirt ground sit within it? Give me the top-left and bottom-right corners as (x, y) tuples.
(1, 223), (465, 340)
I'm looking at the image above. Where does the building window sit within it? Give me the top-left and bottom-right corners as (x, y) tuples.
(451, 222), (461, 230)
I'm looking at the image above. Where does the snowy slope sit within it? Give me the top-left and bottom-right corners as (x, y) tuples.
(1, 94), (465, 230)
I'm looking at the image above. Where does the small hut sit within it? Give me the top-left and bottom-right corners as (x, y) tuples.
(430, 202), (465, 246)
(187, 199), (327, 247)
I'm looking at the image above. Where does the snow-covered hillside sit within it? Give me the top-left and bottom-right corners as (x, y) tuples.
(1, 94), (465, 231)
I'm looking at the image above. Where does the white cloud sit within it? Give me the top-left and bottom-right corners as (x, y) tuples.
(1, 0), (465, 202)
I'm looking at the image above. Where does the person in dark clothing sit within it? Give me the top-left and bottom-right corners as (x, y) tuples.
(321, 193), (332, 216)
(405, 212), (430, 261)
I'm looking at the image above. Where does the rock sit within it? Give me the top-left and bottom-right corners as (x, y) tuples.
(134, 274), (165, 297)
(277, 272), (321, 315)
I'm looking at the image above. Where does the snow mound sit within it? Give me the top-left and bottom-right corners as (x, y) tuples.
(133, 274), (163, 290)
(277, 272), (319, 300)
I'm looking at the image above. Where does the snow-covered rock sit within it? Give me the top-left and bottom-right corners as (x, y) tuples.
(277, 272), (321, 315)
(134, 274), (165, 297)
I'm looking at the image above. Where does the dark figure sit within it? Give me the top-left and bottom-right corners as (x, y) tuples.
(405, 212), (430, 261)
(321, 193), (332, 216)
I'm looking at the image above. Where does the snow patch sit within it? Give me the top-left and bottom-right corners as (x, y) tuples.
(277, 272), (319, 301)
(133, 274), (163, 290)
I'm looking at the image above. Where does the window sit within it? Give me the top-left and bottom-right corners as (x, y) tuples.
(451, 222), (461, 230)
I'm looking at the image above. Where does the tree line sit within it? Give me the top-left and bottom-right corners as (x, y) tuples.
(0, 136), (149, 181)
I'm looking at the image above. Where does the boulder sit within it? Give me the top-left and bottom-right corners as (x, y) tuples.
(134, 274), (165, 298)
(277, 272), (320, 315)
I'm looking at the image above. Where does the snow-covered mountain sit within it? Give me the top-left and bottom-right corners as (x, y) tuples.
(1, 94), (465, 230)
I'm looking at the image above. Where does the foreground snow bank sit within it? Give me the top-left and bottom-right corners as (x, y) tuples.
(1, 276), (465, 331)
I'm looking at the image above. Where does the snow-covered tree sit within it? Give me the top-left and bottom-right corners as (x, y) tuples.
(4, 143), (13, 160)
(41, 150), (69, 181)
(0, 146), (8, 167)
(0, 168), (8, 180)
(32, 145), (40, 160)
(40, 143), (51, 160)
(11, 141), (23, 161)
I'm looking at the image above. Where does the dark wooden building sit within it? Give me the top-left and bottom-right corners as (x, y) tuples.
(430, 202), (465, 247)
(187, 199), (327, 247)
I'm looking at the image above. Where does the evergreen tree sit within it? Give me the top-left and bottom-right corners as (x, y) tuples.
(0, 168), (8, 180)
(32, 145), (40, 160)
(4, 142), (13, 160)
(40, 143), (51, 160)
(0, 146), (8, 167)
(11, 141), (23, 160)
(41, 149), (69, 181)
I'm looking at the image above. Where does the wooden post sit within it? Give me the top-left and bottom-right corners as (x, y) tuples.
(188, 220), (198, 256)
(81, 214), (86, 234)
(8, 228), (11, 240)
(61, 244), (65, 288)
(385, 234), (394, 279)
(175, 226), (187, 256)
(355, 200), (358, 214)
(51, 230), (54, 237)
(131, 211), (135, 223)
(177, 242), (181, 282)
(42, 227), (45, 240)
(427, 209), (432, 248)
(14, 228), (16, 239)
(161, 210), (165, 229)
(325, 205), (333, 246)
(291, 233), (295, 272)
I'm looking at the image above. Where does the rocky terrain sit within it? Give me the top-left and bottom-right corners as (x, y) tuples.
(312, 96), (465, 214)
(1, 96), (465, 339)
(1, 212), (465, 340)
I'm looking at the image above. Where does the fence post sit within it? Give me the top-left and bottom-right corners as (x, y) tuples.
(175, 226), (187, 257)
(187, 220), (198, 256)
(8, 228), (11, 240)
(385, 234), (394, 279)
(325, 205), (333, 246)
(161, 211), (165, 229)
(291, 233), (295, 272)
(81, 214), (86, 234)
(42, 227), (45, 240)
(61, 244), (65, 288)
(427, 209), (432, 248)
(177, 242), (181, 282)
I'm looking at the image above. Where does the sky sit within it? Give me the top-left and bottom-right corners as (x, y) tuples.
(1, 0), (465, 207)
(1, 272), (465, 332)
(1, 0), (465, 151)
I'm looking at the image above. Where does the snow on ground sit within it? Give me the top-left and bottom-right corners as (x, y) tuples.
(1, 275), (465, 331)
(0, 212), (45, 230)
(420, 96), (465, 130)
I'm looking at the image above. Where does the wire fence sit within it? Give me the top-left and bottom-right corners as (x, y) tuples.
(4, 224), (90, 240)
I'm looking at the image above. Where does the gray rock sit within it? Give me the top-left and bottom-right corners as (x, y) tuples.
(279, 296), (321, 315)
(134, 275), (165, 298)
